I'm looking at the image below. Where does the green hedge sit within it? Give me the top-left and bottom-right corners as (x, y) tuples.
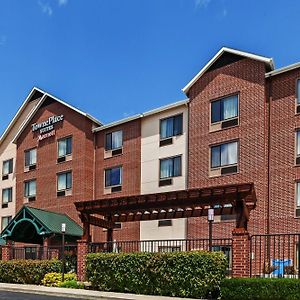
(221, 278), (300, 300)
(87, 251), (227, 298)
(0, 259), (61, 285)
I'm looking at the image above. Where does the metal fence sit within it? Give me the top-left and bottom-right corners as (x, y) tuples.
(11, 245), (77, 260)
(250, 233), (300, 278)
(90, 238), (232, 273)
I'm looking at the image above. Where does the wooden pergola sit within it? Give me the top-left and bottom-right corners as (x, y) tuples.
(75, 183), (257, 243)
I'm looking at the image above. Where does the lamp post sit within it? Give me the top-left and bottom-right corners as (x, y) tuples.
(208, 208), (214, 251)
(61, 223), (66, 282)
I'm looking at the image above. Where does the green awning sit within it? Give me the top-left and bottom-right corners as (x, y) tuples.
(1, 206), (83, 244)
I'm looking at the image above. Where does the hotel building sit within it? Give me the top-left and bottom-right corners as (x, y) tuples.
(1, 47), (300, 249)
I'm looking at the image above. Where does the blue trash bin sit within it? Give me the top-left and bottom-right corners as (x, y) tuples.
(272, 259), (292, 277)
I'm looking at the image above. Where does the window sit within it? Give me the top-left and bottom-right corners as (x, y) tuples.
(211, 142), (238, 168)
(2, 159), (13, 177)
(160, 114), (183, 140)
(24, 180), (36, 198)
(297, 80), (300, 113)
(211, 95), (238, 127)
(1, 216), (12, 231)
(105, 166), (122, 187)
(58, 136), (72, 158)
(160, 156), (182, 179)
(57, 171), (72, 191)
(105, 131), (123, 151)
(296, 182), (300, 217)
(158, 220), (172, 227)
(210, 141), (238, 176)
(2, 188), (12, 206)
(296, 131), (300, 165)
(25, 148), (37, 167)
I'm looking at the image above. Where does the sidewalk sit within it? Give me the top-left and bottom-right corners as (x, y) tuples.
(0, 283), (202, 300)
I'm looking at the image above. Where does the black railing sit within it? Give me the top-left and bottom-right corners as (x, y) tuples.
(11, 245), (77, 261)
(250, 233), (300, 278)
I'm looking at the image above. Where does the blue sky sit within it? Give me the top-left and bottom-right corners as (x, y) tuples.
(0, 0), (299, 132)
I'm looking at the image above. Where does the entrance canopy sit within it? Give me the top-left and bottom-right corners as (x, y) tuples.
(1, 206), (83, 244)
(75, 183), (257, 237)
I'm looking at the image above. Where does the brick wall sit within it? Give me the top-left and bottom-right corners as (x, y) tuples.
(92, 119), (141, 242)
(187, 58), (269, 239)
(268, 69), (300, 233)
(16, 98), (96, 224)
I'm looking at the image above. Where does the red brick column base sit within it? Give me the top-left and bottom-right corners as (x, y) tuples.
(232, 228), (250, 278)
(77, 240), (89, 281)
(1, 244), (12, 261)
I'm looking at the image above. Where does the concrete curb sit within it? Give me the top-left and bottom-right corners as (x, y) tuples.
(0, 283), (202, 300)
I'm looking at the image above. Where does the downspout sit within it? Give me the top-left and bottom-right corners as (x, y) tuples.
(185, 95), (190, 240)
(267, 77), (272, 235)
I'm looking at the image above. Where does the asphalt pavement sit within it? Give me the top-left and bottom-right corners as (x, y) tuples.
(0, 291), (79, 300)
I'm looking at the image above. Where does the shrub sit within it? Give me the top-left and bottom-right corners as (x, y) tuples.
(87, 251), (227, 299)
(42, 272), (77, 287)
(221, 278), (300, 300)
(0, 259), (61, 285)
(59, 280), (84, 289)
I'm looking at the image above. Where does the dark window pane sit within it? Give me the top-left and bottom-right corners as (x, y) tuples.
(211, 146), (221, 168)
(173, 115), (183, 136)
(105, 169), (111, 187)
(211, 100), (221, 123)
(66, 137), (72, 155)
(105, 133), (112, 150)
(173, 156), (182, 176)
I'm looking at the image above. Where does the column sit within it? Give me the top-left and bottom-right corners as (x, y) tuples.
(232, 228), (250, 278)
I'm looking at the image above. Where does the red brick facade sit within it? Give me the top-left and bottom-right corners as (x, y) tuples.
(187, 58), (269, 239)
(92, 120), (141, 242)
(16, 98), (96, 224)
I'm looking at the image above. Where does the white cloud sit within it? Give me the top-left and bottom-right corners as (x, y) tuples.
(58, 0), (68, 6)
(0, 35), (7, 46)
(195, 0), (211, 8)
(38, 1), (53, 16)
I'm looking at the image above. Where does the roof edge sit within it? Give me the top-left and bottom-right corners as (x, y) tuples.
(265, 61), (300, 78)
(93, 98), (189, 132)
(182, 47), (274, 95)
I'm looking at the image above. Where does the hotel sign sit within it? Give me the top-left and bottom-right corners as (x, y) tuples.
(32, 115), (64, 141)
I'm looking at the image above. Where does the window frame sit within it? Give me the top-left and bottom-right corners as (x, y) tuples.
(296, 79), (300, 114)
(57, 136), (73, 158)
(295, 181), (300, 217)
(57, 171), (72, 192)
(159, 113), (183, 140)
(210, 140), (239, 170)
(2, 187), (12, 204)
(104, 166), (122, 188)
(1, 216), (12, 231)
(159, 155), (182, 180)
(210, 94), (239, 124)
(24, 148), (37, 167)
(2, 159), (13, 176)
(24, 179), (36, 198)
(105, 130), (123, 151)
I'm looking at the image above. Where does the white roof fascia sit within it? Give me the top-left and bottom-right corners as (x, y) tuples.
(182, 47), (274, 94)
(93, 114), (142, 132)
(12, 95), (47, 144)
(142, 98), (189, 117)
(0, 87), (40, 143)
(12, 88), (102, 143)
(34, 87), (102, 126)
(265, 62), (300, 78)
(93, 98), (189, 132)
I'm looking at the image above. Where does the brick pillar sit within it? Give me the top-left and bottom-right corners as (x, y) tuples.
(77, 240), (89, 281)
(2, 241), (12, 261)
(232, 228), (250, 278)
(43, 237), (49, 260)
